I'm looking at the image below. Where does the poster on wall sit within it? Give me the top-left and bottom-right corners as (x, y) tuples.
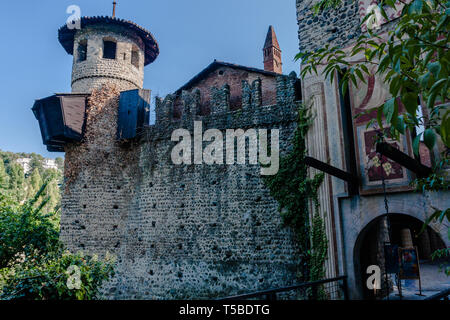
(398, 247), (420, 280)
(384, 244), (399, 274)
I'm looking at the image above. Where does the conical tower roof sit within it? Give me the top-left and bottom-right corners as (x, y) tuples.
(264, 25), (280, 50)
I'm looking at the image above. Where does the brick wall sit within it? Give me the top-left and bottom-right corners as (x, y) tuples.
(174, 66), (278, 116)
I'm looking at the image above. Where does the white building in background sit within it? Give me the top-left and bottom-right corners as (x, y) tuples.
(43, 159), (58, 170)
(16, 158), (32, 174)
(15, 158), (59, 174)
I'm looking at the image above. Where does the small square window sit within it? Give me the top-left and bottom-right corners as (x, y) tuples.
(77, 40), (87, 62)
(131, 49), (139, 69)
(103, 40), (117, 59)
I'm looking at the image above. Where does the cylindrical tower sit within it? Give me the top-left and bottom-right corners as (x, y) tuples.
(58, 16), (159, 93)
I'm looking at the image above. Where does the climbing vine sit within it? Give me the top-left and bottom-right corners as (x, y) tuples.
(264, 102), (328, 297)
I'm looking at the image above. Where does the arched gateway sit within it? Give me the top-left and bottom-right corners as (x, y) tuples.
(354, 213), (447, 299)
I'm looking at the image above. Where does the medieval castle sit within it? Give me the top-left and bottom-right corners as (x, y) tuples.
(32, 1), (449, 299)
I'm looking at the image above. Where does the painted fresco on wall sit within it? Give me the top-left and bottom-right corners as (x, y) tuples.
(350, 70), (414, 194)
(356, 126), (414, 193)
(351, 66), (391, 124)
(358, 0), (404, 32)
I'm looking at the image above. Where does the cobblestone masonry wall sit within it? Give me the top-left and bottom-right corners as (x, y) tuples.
(296, 0), (361, 52)
(71, 24), (145, 93)
(61, 74), (304, 299)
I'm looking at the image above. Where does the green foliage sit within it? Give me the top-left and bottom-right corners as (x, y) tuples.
(419, 206), (450, 276)
(264, 103), (328, 293)
(0, 182), (115, 300)
(0, 182), (60, 269)
(298, 2), (449, 276)
(309, 213), (328, 282)
(431, 248), (450, 276)
(26, 169), (43, 199)
(414, 158), (450, 192)
(0, 160), (9, 189)
(6, 163), (24, 202)
(0, 251), (115, 300)
(311, 0), (344, 14)
(0, 150), (63, 213)
(420, 207), (450, 234)
(297, 0), (450, 158)
(55, 157), (64, 170)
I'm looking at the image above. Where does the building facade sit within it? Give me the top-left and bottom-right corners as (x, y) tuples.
(32, 3), (449, 300)
(55, 16), (308, 299)
(296, 0), (449, 298)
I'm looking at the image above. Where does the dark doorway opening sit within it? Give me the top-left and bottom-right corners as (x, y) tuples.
(355, 213), (446, 300)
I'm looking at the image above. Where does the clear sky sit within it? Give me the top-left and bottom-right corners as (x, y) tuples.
(0, 0), (300, 158)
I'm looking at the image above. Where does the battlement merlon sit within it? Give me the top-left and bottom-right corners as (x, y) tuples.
(153, 72), (301, 126)
(276, 72), (301, 106)
(242, 78), (262, 109)
(155, 94), (175, 125)
(210, 84), (231, 115)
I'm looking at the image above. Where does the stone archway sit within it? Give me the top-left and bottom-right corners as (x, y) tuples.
(353, 213), (447, 300)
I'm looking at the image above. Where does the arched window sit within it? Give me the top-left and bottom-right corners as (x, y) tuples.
(103, 39), (117, 60)
(77, 40), (87, 62)
(131, 47), (140, 69)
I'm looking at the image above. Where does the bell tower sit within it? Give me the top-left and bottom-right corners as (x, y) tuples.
(58, 16), (159, 93)
(263, 25), (282, 74)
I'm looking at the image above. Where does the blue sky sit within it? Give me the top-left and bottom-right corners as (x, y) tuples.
(0, 0), (300, 158)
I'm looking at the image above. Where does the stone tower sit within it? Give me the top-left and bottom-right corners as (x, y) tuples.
(263, 25), (282, 74)
(296, 0), (361, 53)
(58, 16), (159, 93)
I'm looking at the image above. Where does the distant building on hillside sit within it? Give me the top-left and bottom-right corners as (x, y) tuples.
(15, 157), (59, 174)
(16, 158), (31, 174)
(43, 159), (58, 170)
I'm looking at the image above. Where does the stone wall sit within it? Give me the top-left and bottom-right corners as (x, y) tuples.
(71, 24), (145, 93)
(296, 0), (361, 52)
(61, 75), (304, 299)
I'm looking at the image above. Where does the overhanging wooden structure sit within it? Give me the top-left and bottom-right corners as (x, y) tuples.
(376, 142), (432, 178)
(304, 156), (359, 194)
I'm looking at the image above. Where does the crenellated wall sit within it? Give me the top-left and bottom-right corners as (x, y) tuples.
(61, 74), (306, 299)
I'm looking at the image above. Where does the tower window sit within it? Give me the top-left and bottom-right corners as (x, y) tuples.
(103, 40), (117, 59)
(131, 48), (140, 69)
(77, 40), (87, 62)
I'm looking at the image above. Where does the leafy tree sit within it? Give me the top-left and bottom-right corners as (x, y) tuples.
(6, 163), (24, 202)
(420, 207), (450, 275)
(0, 182), (59, 268)
(43, 170), (62, 215)
(26, 168), (43, 199)
(29, 153), (44, 175)
(297, 0), (449, 160)
(298, 0), (449, 276)
(0, 151), (64, 213)
(0, 251), (115, 300)
(55, 157), (64, 171)
(0, 160), (9, 189)
(0, 182), (115, 300)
